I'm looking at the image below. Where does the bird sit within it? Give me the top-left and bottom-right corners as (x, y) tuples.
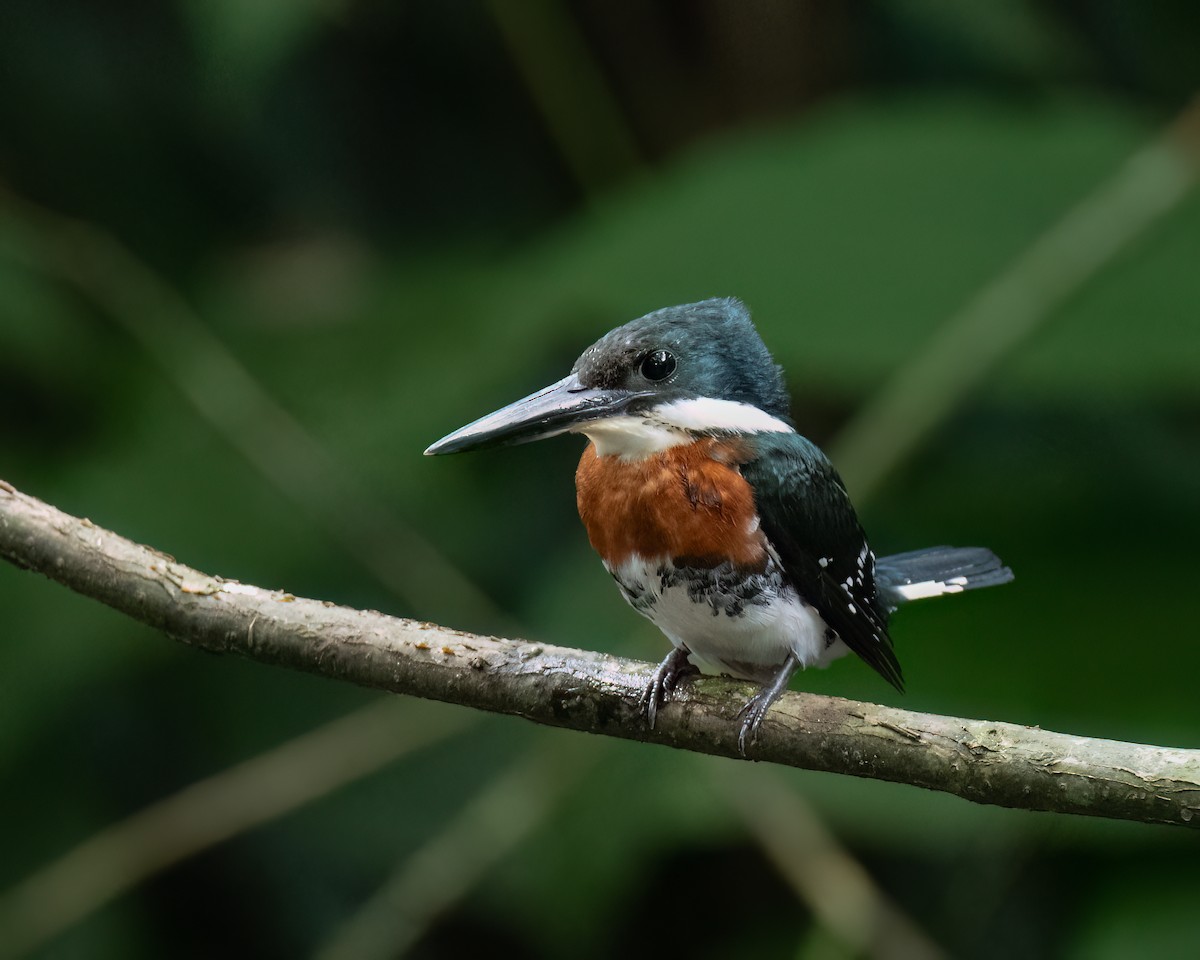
(425, 297), (1013, 754)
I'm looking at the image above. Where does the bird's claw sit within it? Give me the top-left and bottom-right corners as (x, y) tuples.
(733, 652), (801, 757)
(641, 646), (696, 729)
(735, 692), (772, 756)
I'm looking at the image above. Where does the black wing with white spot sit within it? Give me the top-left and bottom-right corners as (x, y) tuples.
(741, 433), (903, 692)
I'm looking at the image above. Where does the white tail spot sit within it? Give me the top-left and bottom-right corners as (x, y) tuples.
(893, 579), (967, 601)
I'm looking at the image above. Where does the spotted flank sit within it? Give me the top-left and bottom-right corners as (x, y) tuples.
(607, 553), (847, 683)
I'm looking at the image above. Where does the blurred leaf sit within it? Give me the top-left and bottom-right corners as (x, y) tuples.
(473, 96), (1197, 400)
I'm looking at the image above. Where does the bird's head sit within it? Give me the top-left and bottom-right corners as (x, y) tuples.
(424, 297), (793, 458)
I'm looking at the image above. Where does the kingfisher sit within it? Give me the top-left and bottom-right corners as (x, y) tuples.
(425, 298), (1012, 754)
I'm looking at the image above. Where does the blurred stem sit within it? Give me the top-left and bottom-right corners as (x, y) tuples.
(712, 766), (946, 960)
(830, 93), (1200, 502)
(314, 738), (601, 960)
(0, 697), (476, 960)
(0, 183), (511, 636)
(484, 0), (643, 197)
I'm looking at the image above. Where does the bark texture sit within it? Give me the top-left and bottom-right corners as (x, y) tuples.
(2, 480), (1197, 827)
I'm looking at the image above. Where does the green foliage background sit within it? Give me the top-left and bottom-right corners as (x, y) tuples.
(1, 2), (1198, 957)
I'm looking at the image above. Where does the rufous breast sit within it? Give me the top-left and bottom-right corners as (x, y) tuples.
(575, 438), (767, 570)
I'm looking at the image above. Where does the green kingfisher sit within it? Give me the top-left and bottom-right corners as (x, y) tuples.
(425, 298), (1013, 754)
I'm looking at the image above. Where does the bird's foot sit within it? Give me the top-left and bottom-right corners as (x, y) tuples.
(641, 646), (697, 729)
(735, 691), (775, 757)
(734, 653), (800, 757)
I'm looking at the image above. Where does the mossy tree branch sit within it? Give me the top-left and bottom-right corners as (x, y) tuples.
(2, 479), (1198, 829)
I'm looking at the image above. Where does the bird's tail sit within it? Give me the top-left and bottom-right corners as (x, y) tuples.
(875, 546), (1013, 608)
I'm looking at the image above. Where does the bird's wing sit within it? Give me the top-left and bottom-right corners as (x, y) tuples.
(740, 433), (903, 691)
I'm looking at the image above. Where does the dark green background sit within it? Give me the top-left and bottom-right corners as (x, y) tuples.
(2, 2), (1198, 957)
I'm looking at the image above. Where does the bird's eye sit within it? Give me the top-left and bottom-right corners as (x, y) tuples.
(639, 350), (676, 382)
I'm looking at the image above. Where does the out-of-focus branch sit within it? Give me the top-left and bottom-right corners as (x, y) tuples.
(0, 697), (476, 960)
(2, 481), (1198, 831)
(314, 741), (601, 960)
(484, 0), (642, 196)
(831, 93), (1200, 502)
(711, 765), (947, 960)
(0, 182), (508, 634)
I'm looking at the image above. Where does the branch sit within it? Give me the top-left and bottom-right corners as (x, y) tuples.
(2, 480), (1198, 829)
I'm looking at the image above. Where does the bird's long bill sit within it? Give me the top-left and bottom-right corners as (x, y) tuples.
(424, 374), (643, 455)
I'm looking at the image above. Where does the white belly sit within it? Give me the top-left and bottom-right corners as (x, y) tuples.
(607, 555), (850, 683)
